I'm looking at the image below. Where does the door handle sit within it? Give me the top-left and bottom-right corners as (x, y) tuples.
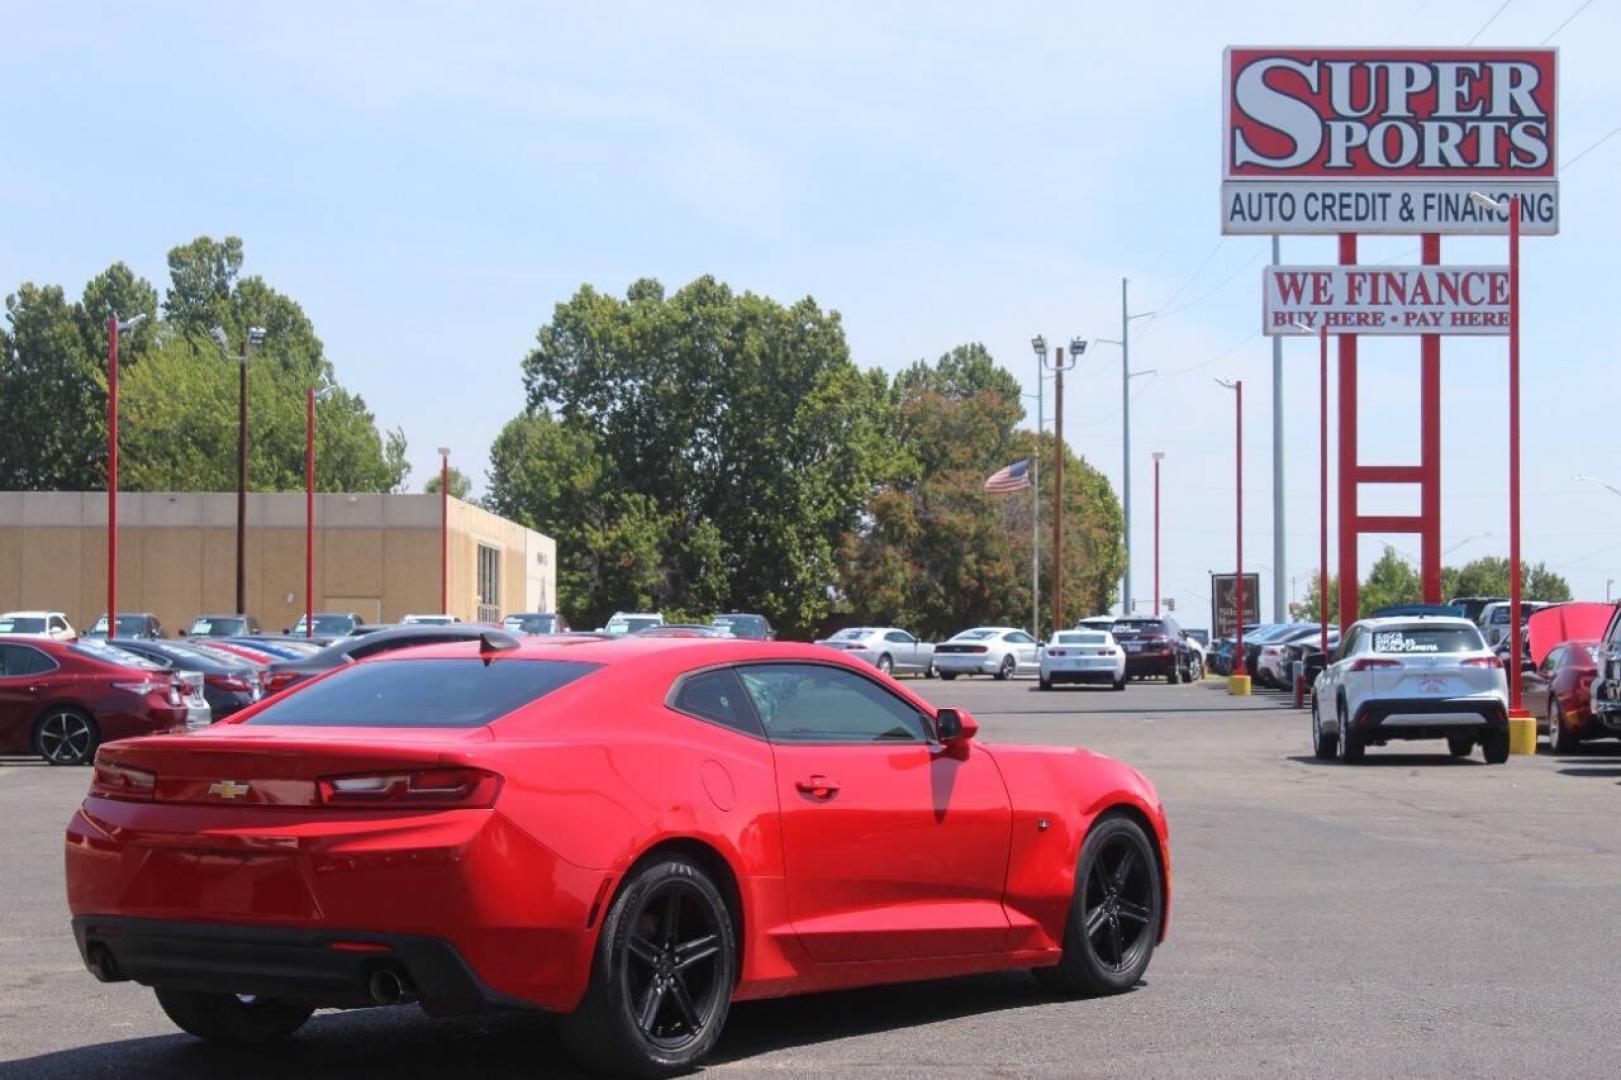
(795, 775), (840, 799)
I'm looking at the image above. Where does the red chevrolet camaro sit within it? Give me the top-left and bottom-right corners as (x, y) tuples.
(65, 635), (1171, 1077)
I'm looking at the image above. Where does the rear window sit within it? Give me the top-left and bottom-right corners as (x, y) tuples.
(954, 630), (996, 641)
(72, 642), (167, 670)
(245, 658), (600, 728)
(829, 628), (872, 640)
(1114, 621), (1165, 634)
(1054, 633), (1105, 645)
(1370, 626), (1483, 655)
(503, 614), (560, 634)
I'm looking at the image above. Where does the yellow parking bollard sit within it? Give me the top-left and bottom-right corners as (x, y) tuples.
(1227, 674), (1252, 696)
(1507, 711), (1537, 755)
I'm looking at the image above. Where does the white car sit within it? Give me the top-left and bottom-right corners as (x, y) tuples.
(1039, 630), (1126, 690)
(401, 613), (463, 626)
(1311, 616), (1509, 764)
(1074, 615), (1116, 633)
(1256, 625), (1327, 688)
(0, 610), (76, 640)
(814, 627), (935, 677)
(933, 626), (1040, 681)
(599, 611), (664, 636)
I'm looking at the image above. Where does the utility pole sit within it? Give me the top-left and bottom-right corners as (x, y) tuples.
(1271, 235), (1286, 623)
(222, 326), (266, 615)
(1031, 337), (1045, 639)
(1121, 279), (1132, 614)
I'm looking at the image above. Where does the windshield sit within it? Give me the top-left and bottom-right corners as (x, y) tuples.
(1054, 632), (1106, 646)
(1369, 626), (1485, 654)
(0, 616), (47, 633)
(245, 658), (599, 728)
(606, 617), (660, 634)
(830, 628), (873, 640)
(296, 614), (356, 635)
(93, 615), (151, 635)
(503, 614), (560, 634)
(191, 617), (245, 637)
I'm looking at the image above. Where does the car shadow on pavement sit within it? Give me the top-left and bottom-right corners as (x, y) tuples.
(0, 971), (1074, 1079)
(1285, 753), (1484, 767)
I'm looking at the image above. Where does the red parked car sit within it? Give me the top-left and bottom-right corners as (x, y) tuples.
(66, 636), (1170, 1077)
(0, 637), (191, 765)
(1521, 639), (1605, 753)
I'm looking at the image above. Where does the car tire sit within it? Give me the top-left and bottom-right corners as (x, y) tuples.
(940, 672), (957, 681)
(1166, 663), (1181, 685)
(559, 854), (736, 1079)
(1446, 736), (1473, 758)
(876, 654), (892, 676)
(1336, 699), (1364, 763)
(154, 989), (313, 1044)
(995, 656), (1015, 681)
(1033, 814), (1161, 997)
(1312, 701), (1336, 760)
(1481, 729), (1511, 765)
(1546, 702), (1577, 754)
(924, 661), (936, 680)
(1113, 674), (1126, 691)
(1187, 656), (1203, 681)
(1038, 675), (1052, 691)
(33, 709), (99, 766)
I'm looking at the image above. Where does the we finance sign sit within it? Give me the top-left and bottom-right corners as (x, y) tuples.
(1262, 266), (1509, 336)
(1222, 47), (1558, 235)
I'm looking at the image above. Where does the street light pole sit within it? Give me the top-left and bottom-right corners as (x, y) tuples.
(1295, 318), (1330, 656)
(1054, 346), (1067, 633)
(1030, 337), (1047, 639)
(1099, 290), (1154, 614)
(1218, 378), (1248, 693)
(105, 314), (145, 640)
(217, 326), (266, 616)
(1152, 452), (1164, 616)
(438, 447), (451, 615)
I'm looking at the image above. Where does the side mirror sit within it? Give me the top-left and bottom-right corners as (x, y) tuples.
(935, 707), (979, 749)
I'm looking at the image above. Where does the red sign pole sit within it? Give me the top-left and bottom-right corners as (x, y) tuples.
(107, 317), (119, 640)
(1318, 322), (1329, 656)
(1420, 234), (1443, 603)
(305, 387), (315, 639)
(1508, 195), (1525, 718)
(1233, 381), (1246, 679)
(1336, 234), (1359, 631)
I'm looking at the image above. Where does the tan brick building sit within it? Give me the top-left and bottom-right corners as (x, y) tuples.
(0, 492), (556, 633)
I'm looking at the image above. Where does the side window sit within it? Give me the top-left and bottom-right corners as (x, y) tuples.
(670, 668), (763, 739)
(737, 663), (928, 744)
(884, 630), (912, 644)
(1007, 631), (1035, 645)
(1542, 647), (1563, 675)
(49, 616), (68, 632)
(0, 645), (54, 677)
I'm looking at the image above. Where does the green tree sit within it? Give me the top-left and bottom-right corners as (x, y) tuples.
(1289, 571), (1340, 623)
(1444, 556), (1571, 602)
(1359, 548), (1423, 613)
(424, 466), (474, 499)
(498, 277), (894, 632)
(0, 283), (104, 490)
(837, 345), (1123, 638)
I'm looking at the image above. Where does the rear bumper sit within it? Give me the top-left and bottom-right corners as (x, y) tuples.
(1124, 653), (1176, 676)
(1352, 696), (1508, 739)
(1041, 664), (1118, 684)
(72, 916), (526, 1015)
(934, 654), (997, 674)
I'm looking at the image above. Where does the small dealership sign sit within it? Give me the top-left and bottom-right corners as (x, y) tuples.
(1222, 47), (1558, 235)
(1262, 265), (1509, 336)
(1211, 573), (1261, 640)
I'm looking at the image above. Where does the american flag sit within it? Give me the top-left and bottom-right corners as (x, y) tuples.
(984, 459), (1032, 494)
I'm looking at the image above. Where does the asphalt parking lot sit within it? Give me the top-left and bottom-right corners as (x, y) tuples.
(3, 676), (1619, 1078)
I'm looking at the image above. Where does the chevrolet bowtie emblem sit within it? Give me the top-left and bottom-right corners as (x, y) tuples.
(207, 780), (251, 800)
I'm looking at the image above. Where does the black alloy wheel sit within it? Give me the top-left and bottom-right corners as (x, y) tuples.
(561, 855), (736, 1078)
(996, 655), (1015, 681)
(34, 709), (99, 766)
(1034, 814), (1161, 996)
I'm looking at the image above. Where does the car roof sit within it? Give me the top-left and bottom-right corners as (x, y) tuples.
(1354, 615), (1479, 629)
(363, 636), (867, 677)
(1, 610), (62, 618)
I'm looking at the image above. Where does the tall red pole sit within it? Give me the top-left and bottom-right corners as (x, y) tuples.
(1336, 233), (1359, 631)
(1052, 349), (1066, 631)
(107, 317), (119, 640)
(1420, 233), (1443, 602)
(440, 450), (450, 615)
(1234, 380), (1246, 677)
(305, 388), (315, 638)
(1508, 195), (1524, 715)
(1152, 454), (1161, 616)
(1319, 324), (1329, 657)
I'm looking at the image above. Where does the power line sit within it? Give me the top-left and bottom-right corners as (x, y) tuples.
(1561, 122), (1621, 171)
(1542, 0), (1596, 43)
(1466, 0), (1515, 45)
(1160, 250), (1263, 318)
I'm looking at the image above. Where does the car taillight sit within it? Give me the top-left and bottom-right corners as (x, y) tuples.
(1049, 648), (1066, 657)
(1462, 656), (1504, 669)
(264, 671), (300, 692)
(1348, 658), (1403, 672)
(316, 768), (503, 808)
(966, 646), (988, 654)
(1096, 649), (1112, 656)
(206, 673), (252, 692)
(91, 760), (156, 801)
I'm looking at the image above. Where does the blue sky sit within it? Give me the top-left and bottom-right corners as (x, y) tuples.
(4, 1), (1619, 618)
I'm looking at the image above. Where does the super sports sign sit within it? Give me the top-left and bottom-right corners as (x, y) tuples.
(1222, 47), (1558, 235)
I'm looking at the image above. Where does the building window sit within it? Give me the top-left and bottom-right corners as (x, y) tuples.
(477, 543), (501, 623)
